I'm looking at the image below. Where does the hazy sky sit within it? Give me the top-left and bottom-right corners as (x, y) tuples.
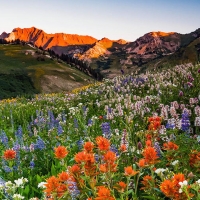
(0, 0), (200, 41)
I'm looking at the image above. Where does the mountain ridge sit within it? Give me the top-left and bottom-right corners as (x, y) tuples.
(1, 27), (200, 78)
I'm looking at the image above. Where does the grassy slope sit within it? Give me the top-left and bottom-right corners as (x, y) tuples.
(0, 44), (92, 99)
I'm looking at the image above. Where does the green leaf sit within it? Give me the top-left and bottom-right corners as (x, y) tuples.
(51, 163), (56, 175)
(24, 185), (30, 196)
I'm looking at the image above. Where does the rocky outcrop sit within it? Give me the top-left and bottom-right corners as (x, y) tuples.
(0, 32), (9, 39)
(5, 27), (97, 49)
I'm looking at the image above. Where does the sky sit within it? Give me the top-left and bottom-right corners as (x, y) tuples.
(0, 0), (200, 41)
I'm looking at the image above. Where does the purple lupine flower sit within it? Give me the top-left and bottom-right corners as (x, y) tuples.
(154, 142), (162, 157)
(198, 69), (200, 73)
(101, 122), (111, 139)
(87, 119), (92, 126)
(13, 141), (20, 151)
(34, 137), (46, 150)
(57, 124), (63, 135)
(77, 139), (84, 150)
(0, 131), (8, 147)
(3, 166), (12, 173)
(30, 160), (35, 169)
(67, 178), (80, 199)
(166, 118), (175, 129)
(15, 126), (23, 140)
(110, 144), (119, 156)
(181, 110), (190, 132)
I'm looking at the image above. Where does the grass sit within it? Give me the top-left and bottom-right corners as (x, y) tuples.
(0, 44), (93, 99)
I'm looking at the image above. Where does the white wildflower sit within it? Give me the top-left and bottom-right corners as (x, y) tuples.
(13, 194), (24, 199)
(155, 168), (166, 174)
(196, 179), (200, 185)
(14, 178), (23, 187)
(38, 181), (46, 188)
(171, 160), (179, 166)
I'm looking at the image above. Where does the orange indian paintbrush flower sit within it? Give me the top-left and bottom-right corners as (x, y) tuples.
(54, 146), (68, 159)
(3, 149), (16, 160)
(163, 141), (179, 150)
(96, 136), (110, 151)
(141, 175), (154, 190)
(58, 171), (70, 182)
(124, 166), (139, 176)
(143, 146), (159, 165)
(95, 186), (114, 200)
(160, 179), (175, 198)
(84, 141), (94, 153)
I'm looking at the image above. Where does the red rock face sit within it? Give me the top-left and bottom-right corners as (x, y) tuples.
(5, 27), (98, 49)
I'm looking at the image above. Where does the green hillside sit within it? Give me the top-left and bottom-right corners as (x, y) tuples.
(0, 44), (92, 99)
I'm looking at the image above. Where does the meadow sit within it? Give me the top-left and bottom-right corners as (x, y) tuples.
(0, 44), (90, 99)
(0, 63), (200, 199)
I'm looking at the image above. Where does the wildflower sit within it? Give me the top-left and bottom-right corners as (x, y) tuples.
(101, 122), (111, 139)
(99, 164), (108, 173)
(181, 110), (190, 132)
(124, 166), (139, 176)
(67, 178), (80, 199)
(148, 116), (161, 130)
(138, 159), (146, 168)
(44, 176), (60, 196)
(145, 140), (152, 147)
(95, 186), (114, 200)
(84, 141), (94, 153)
(54, 146), (68, 159)
(103, 150), (117, 164)
(160, 179), (175, 198)
(163, 141), (179, 150)
(143, 146), (159, 165)
(57, 124), (63, 135)
(70, 164), (81, 174)
(58, 171), (69, 182)
(30, 160), (35, 169)
(173, 173), (185, 187)
(189, 150), (200, 168)
(137, 141), (143, 150)
(74, 151), (87, 163)
(14, 177), (24, 187)
(56, 183), (68, 197)
(179, 180), (188, 193)
(114, 181), (127, 192)
(3, 149), (16, 160)
(179, 91), (183, 96)
(13, 194), (25, 199)
(38, 182), (46, 189)
(96, 136), (110, 151)
(171, 160), (179, 166)
(120, 144), (127, 152)
(155, 168), (166, 174)
(0, 131), (8, 147)
(141, 175), (154, 190)
(34, 137), (46, 150)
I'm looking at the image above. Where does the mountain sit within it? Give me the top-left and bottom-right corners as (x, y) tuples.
(2, 27), (200, 78)
(0, 32), (9, 39)
(5, 27), (97, 49)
